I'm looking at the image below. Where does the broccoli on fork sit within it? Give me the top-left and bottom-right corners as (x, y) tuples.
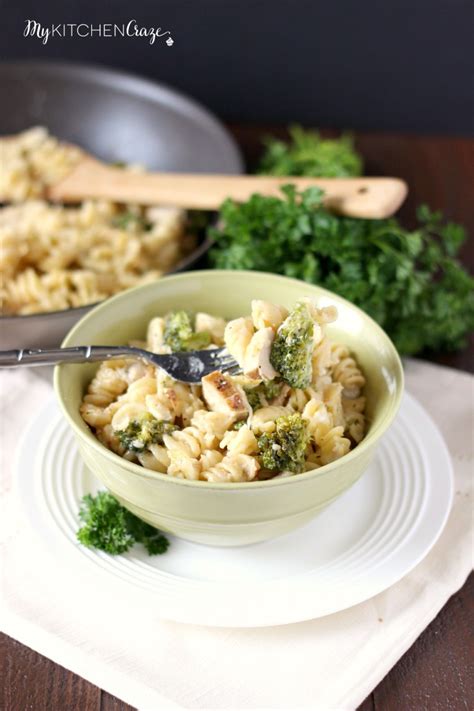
(116, 413), (178, 453)
(258, 413), (309, 473)
(163, 310), (211, 352)
(270, 301), (314, 388)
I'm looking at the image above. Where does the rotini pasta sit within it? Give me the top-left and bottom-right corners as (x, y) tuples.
(0, 128), (196, 315)
(330, 343), (366, 398)
(202, 453), (259, 483)
(80, 299), (367, 482)
(0, 126), (82, 201)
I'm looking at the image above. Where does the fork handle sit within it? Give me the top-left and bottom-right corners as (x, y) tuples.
(0, 346), (141, 368)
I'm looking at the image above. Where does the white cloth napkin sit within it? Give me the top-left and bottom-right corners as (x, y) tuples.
(1, 359), (473, 711)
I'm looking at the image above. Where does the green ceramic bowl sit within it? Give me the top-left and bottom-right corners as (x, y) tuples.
(54, 270), (404, 546)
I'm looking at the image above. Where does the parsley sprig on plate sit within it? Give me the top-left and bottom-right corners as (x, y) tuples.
(77, 491), (169, 556)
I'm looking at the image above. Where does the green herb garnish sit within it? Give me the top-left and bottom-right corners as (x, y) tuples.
(258, 125), (363, 178)
(210, 186), (474, 355)
(77, 491), (169, 556)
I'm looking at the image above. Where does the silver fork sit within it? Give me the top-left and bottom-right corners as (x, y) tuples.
(0, 346), (241, 383)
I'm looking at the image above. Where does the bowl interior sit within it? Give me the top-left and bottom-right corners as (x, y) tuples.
(56, 270), (404, 478)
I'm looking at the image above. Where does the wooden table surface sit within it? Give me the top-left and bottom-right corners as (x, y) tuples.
(2, 126), (473, 711)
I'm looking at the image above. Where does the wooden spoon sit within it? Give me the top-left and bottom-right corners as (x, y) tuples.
(1, 135), (407, 218)
(48, 156), (407, 218)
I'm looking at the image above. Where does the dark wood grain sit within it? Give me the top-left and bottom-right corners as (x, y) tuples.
(1, 634), (101, 711)
(100, 691), (134, 711)
(2, 126), (473, 710)
(371, 572), (474, 711)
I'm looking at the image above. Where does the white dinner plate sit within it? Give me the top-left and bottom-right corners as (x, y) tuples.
(15, 392), (453, 627)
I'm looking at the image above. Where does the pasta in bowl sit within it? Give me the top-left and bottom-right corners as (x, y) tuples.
(80, 299), (366, 483)
(55, 270), (403, 546)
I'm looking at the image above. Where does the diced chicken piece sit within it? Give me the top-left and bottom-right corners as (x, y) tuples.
(195, 312), (227, 344)
(251, 300), (289, 331)
(224, 316), (254, 366)
(244, 327), (278, 380)
(201, 370), (250, 420)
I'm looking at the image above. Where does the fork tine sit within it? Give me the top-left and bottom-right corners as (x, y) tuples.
(217, 357), (239, 368)
(214, 353), (235, 364)
(215, 354), (239, 367)
(198, 348), (239, 368)
(197, 347), (230, 362)
(147, 346), (241, 383)
(221, 364), (242, 376)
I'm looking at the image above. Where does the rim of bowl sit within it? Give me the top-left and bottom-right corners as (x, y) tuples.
(54, 269), (405, 490)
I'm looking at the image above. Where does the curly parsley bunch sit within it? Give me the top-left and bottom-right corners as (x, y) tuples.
(210, 186), (473, 355)
(257, 125), (363, 178)
(77, 492), (169, 556)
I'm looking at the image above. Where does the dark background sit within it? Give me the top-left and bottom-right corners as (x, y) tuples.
(1, 0), (473, 135)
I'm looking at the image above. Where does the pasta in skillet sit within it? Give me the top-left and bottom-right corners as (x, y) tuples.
(0, 127), (195, 315)
(80, 299), (367, 482)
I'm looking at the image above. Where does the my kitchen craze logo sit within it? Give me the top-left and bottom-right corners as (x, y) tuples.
(23, 19), (174, 45)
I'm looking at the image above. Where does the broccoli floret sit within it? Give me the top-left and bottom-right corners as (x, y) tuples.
(270, 302), (314, 388)
(245, 380), (283, 409)
(232, 419), (247, 430)
(257, 413), (309, 473)
(163, 310), (211, 352)
(116, 414), (178, 453)
(163, 310), (193, 350)
(112, 210), (152, 231)
(184, 331), (212, 350)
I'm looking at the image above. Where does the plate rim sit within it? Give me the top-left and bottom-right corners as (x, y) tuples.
(13, 390), (453, 627)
